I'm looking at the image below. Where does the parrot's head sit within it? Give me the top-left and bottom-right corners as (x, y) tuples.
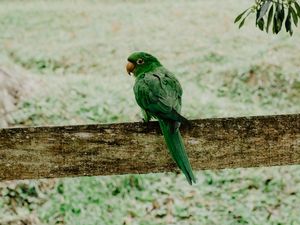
(126, 52), (162, 77)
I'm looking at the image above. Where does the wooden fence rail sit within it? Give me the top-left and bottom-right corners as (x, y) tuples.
(0, 114), (299, 181)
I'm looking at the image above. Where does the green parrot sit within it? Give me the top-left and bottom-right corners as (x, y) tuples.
(126, 52), (196, 185)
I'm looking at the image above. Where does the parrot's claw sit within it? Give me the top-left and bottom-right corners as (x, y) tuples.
(141, 118), (152, 132)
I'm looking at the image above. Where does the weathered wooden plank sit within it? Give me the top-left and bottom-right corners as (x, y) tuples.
(0, 114), (299, 181)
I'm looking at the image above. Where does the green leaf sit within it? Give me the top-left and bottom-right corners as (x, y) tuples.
(258, 0), (271, 21)
(234, 8), (249, 23)
(257, 18), (265, 31)
(278, 3), (285, 22)
(285, 11), (292, 32)
(239, 18), (246, 28)
(290, 6), (298, 26)
(267, 4), (274, 33)
(273, 5), (279, 33)
(285, 9), (293, 36)
(273, 2), (284, 34)
(294, 1), (300, 18)
(256, 7), (261, 23)
(273, 16), (280, 34)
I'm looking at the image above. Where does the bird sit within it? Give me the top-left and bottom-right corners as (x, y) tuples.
(126, 52), (196, 185)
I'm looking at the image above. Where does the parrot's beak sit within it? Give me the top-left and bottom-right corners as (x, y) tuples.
(126, 61), (135, 75)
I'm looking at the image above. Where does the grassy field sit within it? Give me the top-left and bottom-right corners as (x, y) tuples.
(0, 0), (300, 224)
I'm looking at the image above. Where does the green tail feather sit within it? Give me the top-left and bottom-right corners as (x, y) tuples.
(158, 119), (196, 185)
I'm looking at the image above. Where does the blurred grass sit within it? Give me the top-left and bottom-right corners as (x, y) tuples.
(0, 0), (300, 224)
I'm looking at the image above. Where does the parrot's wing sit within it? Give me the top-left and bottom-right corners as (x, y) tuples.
(134, 70), (187, 123)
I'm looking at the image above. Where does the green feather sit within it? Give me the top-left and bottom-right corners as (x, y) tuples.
(159, 119), (196, 185)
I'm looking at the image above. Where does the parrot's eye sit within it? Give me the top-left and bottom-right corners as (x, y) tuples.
(136, 58), (144, 65)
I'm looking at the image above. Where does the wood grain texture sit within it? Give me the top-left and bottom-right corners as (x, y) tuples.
(0, 114), (299, 181)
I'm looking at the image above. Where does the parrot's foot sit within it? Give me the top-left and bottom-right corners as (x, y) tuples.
(141, 118), (152, 132)
(142, 118), (150, 123)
